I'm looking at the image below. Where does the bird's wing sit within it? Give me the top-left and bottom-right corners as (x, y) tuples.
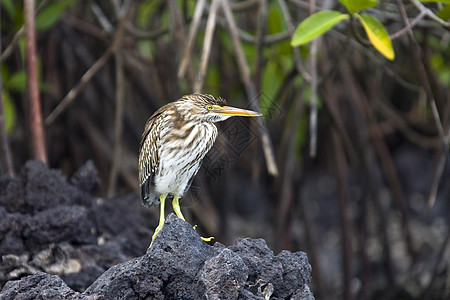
(139, 110), (164, 205)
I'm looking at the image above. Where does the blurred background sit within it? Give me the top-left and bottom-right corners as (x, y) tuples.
(1, 0), (450, 299)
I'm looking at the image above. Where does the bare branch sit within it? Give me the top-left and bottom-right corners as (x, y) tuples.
(108, 51), (125, 197)
(178, 0), (207, 79)
(412, 0), (450, 27)
(45, 4), (128, 126)
(25, 0), (48, 164)
(216, 17), (291, 45)
(193, 0), (219, 93)
(278, 0), (312, 82)
(219, 0), (278, 176)
(253, 0), (267, 93)
(397, 0), (450, 179)
(91, 2), (114, 34)
(45, 47), (114, 125)
(390, 10), (427, 40)
(0, 0), (51, 63)
(308, 0), (319, 158)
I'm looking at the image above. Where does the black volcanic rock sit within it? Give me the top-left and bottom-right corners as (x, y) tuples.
(0, 272), (82, 300)
(0, 160), (150, 291)
(0, 214), (314, 299)
(1, 215), (314, 299)
(0, 161), (314, 299)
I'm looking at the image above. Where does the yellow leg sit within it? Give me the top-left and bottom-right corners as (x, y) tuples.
(172, 194), (214, 243)
(148, 194), (167, 250)
(172, 194), (186, 221)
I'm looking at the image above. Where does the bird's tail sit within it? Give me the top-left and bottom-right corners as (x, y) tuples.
(140, 179), (160, 207)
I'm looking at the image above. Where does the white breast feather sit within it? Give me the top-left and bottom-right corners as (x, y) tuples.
(155, 122), (217, 196)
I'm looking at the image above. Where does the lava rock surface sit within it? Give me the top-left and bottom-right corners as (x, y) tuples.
(0, 161), (313, 299)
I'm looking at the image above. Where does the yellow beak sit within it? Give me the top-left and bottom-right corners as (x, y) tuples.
(212, 105), (262, 117)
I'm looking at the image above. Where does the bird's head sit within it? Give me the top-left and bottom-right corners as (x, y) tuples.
(178, 94), (262, 123)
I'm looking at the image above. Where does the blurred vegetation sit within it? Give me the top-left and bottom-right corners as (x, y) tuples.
(1, 0), (450, 299)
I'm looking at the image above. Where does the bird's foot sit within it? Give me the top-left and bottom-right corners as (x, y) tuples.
(193, 225), (214, 242)
(147, 222), (165, 251)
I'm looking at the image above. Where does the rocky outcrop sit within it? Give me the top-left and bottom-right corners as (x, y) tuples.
(0, 161), (313, 299)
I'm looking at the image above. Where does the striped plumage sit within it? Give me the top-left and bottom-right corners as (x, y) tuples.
(139, 94), (223, 206)
(138, 94), (261, 247)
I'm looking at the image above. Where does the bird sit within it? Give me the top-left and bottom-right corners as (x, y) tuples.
(138, 94), (261, 247)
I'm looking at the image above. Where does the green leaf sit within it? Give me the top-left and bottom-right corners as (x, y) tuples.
(291, 10), (350, 46)
(36, 0), (75, 31)
(1, 0), (16, 20)
(339, 0), (377, 14)
(1, 91), (16, 133)
(355, 13), (395, 60)
(268, 2), (285, 34)
(6, 70), (27, 92)
(437, 5), (450, 20)
(137, 0), (164, 27)
(262, 59), (283, 104)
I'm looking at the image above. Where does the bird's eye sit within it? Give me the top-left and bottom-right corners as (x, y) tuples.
(206, 105), (213, 111)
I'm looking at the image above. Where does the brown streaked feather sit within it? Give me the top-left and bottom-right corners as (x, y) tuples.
(138, 104), (174, 204)
(138, 94), (226, 205)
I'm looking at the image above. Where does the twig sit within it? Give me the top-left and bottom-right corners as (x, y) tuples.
(341, 61), (417, 262)
(427, 150), (445, 208)
(350, 16), (372, 47)
(107, 51), (125, 197)
(45, 8), (127, 126)
(0, 0), (51, 63)
(277, 0), (312, 82)
(91, 2), (114, 34)
(374, 87), (439, 148)
(45, 47), (113, 125)
(107, 1), (131, 197)
(25, 0), (48, 164)
(62, 14), (109, 43)
(0, 28), (25, 63)
(168, 0), (194, 87)
(277, 88), (305, 251)
(178, 0), (206, 79)
(229, 0), (259, 11)
(411, 0), (450, 27)
(216, 17), (291, 45)
(253, 0), (267, 93)
(77, 112), (138, 192)
(362, 140), (396, 287)
(332, 128), (353, 300)
(219, 0), (278, 176)
(346, 68), (396, 288)
(397, 0), (450, 191)
(298, 183), (330, 300)
(322, 77), (359, 168)
(125, 23), (168, 39)
(309, 38), (318, 158)
(308, 0), (318, 158)
(390, 10), (427, 40)
(288, 0), (312, 9)
(193, 0), (219, 93)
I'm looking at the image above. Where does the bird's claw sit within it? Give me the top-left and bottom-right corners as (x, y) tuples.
(201, 236), (214, 242)
(193, 225), (214, 242)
